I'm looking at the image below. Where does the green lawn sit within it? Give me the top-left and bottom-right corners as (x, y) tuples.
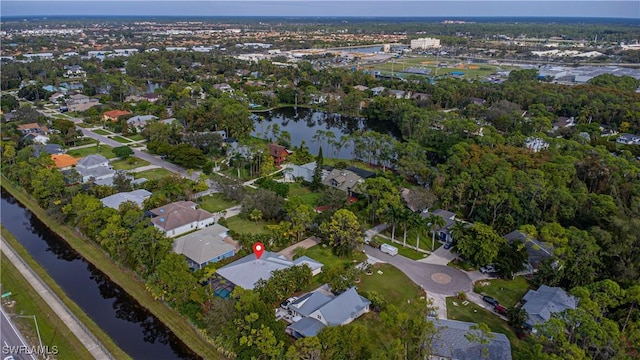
(288, 183), (322, 206)
(1, 253), (95, 360)
(373, 235), (427, 260)
(357, 263), (423, 305)
(302, 244), (367, 270)
(473, 277), (532, 308)
(93, 129), (112, 135)
(127, 134), (145, 141)
(446, 297), (531, 358)
(111, 136), (132, 143)
(67, 145), (116, 159)
(225, 215), (276, 235)
(133, 168), (174, 180)
(448, 258), (476, 271)
(384, 227), (442, 253)
(110, 157), (150, 171)
(76, 123), (92, 128)
(198, 193), (239, 213)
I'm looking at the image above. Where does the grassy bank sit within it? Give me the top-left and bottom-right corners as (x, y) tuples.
(1, 179), (222, 359)
(0, 251), (95, 360)
(1, 228), (128, 360)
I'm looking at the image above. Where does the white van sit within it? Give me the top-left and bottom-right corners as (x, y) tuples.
(380, 243), (398, 256)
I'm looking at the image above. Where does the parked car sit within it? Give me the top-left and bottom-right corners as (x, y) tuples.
(482, 295), (499, 306)
(480, 264), (496, 274)
(280, 296), (298, 309)
(494, 304), (507, 315)
(443, 242), (453, 249)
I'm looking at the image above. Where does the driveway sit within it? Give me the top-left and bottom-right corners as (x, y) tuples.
(419, 245), (457, 265)
(364, 246), (472, 295)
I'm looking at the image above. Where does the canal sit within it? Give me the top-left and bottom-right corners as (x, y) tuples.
(0, 190), (199, 360)
(252, 107), (401, 159)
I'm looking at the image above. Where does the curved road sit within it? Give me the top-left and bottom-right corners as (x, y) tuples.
(364, 246), (472, 295)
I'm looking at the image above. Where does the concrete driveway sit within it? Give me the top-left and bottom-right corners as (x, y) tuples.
(364, 246), (472, 296)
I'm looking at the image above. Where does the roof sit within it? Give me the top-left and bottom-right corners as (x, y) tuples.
(421, 208), (457, 229)
(17, 123), (44, 131)
(126, 115), (157, 125)
(289, 291), (333, 317)
(430, 318), (513, 360)
(217, 251), (323, 290)
(322, 168), (364, 193)
(150, 201), (214, 231)
(314, 287), (371, 326)
(100, 189), (152, 210)
(173, 224), (236, 265)
(50, 154), (79, 168)
(268, 143), (288, 157)
(32, 144), (64, 157)
(287, 162), (317, 182)
(103, 109), (131, 119)
(287, 317), (326, 338)
(77, 154), (109, 168)
(522, 285), (578, 327)
(76, 164), (115, 180)
(346, 166), (375, 179)
(503, 231), (553, 269)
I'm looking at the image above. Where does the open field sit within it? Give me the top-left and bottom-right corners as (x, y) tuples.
(225, 215), (276, 235)
(288, 183), (321, 206)
(110, 157), (150, 171)
(67, 145), (116, 159)
(133, 168), (173, 180)
(1, 252), (95, 360)
(1, 180), (223, 359)
(198, 193), (239, 213)
(473, 276), (532, 308)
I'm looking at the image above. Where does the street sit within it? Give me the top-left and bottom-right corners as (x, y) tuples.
(1, 307), (37, 360)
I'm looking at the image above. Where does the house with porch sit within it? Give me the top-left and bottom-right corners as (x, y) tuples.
(150, 201), (215, 238)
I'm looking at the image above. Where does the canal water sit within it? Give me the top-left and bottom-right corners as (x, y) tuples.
(0, 190), (199, 360)
(252, 107), (401, 159)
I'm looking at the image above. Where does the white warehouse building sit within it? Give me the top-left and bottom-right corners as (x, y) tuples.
(410, 37), (441, 49)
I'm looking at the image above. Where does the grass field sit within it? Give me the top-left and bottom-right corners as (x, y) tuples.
(1, 252), (95, 360)
(1, 180), (223, 359)
(446, 297), (531, 358)
(225, 215), (276, 235)
(302, 244), (367, 271)
(109, 157), (150, 171)
(288, 183), (321, 206)
(357, 263), (423, 305)
(198, 193), (239, 213)
(67, 145), (116, 159)
(133, 168), (173, 180)
(373, 235), (427, 260)
(111, 136), (132, 144)
(92, 129), (112, 136)
(127, 134), (145, 141)
(383, 227), (442, 253)
(474, 276), (532, 308)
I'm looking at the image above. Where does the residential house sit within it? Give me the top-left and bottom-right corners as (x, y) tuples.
(75, 154), (115, 185)
(322, 166), (375, 196)
(503, 231), (553, 274)
(17, 123), (48, 136)
(370, 86), (386, 96)
(32, 144), (64, 157)
(126, 115), (158, 131)
(553, 116), (576, 130)
(212, 83), (233, 93)
(64, 65), (86, 78)
(150, 201), (215, 238)
(102, 110), (132, 122)
(66, 94), (100, 112)
(173, 224), (238, 269)
(286, 287), (371, 338)
(100, 189), (152, 210)
(429, 318), (513, 360)
(521, 285), (578, 332)
(215, 251), (323, 292)
(411, 92), (431, 102)
(268, 143), (291, 166)
(420, 208), (458, 243)
(389, 89), (408, 99)
(284, 161), (318, 183)
(140, 93), (161, 103)
(524, 137), (550, 152)
(616, 133), (640, 145)
(353, 85), (369, 92)
(50, 154), (79, 170)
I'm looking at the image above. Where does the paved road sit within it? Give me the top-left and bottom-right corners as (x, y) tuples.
(1, 237), (113, 360)
(1, 307), (37, 360)
(364, 246), (472, 295)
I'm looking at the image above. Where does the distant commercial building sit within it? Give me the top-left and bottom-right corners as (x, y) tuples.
(410, 37), (441, 49)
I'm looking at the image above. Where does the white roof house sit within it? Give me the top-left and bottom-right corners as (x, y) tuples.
(100, 189), (152, 210)
(76, 154), (115, 185)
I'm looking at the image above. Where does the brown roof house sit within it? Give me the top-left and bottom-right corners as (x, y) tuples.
(268, 143), (292, 166)
(102, 110), (131, 122)
(150, 201), (215, 238)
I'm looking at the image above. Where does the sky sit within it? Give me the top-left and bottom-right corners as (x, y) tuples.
(1, 1), (639, 18)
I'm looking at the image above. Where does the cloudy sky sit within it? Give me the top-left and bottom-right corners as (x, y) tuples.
(2, 1), (639, 18)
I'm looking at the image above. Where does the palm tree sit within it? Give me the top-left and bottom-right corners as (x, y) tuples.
(426, 214), (447, 252)
(450, 220), (467, 247)
(384, 205), (403, 242)
(411, 212), (426, 252)
(399, 208), (413, 247)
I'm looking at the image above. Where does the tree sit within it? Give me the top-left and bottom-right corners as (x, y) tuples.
(288, 204), (315, 242)
(285, 336), (322, 360)
(317, 323), (370, 360)
(507, 307), (529, 334)
(380, 301), (438, 360)
(319, 209), (363, 256)
(146, 253), (203, 308)
(426, 214), (446, 252)
(361, 177), (402, 225)
(249, 209), (263, 224)
(311, 146), (324, 191)
(112, 145), (134, 159)
(456, 223), (503, 266)
(464, 323), (495, 359)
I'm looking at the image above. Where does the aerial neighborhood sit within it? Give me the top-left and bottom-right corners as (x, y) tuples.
(0, 11), (639, 360)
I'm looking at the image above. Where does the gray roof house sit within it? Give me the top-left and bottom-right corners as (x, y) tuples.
(215, 251), (323, 291)
(32, 144), (64, 157)
(76, 154), (115, 185)
(126, 115), (158, 130)
(150, 201), (215, 238)
(173, 223), (238, 269)
(284, 161), (318, 183)
(522, 285), (578, 330)
(503, 231), (553, 273)
(420, 208), (458, 243)
(322, 168), (365, 196)
(429, 318), (512, 360)
(616, 133), (640, 145)
(100, 189), (152, 210)
(286, 287), (371, 338)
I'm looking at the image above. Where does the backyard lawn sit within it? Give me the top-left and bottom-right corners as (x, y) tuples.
(301, 244), (366, 270)
(225, 215), (276, 235)
(110, 157), (150, 171)
(473, 276), (532, 308)
(198, 193), (239, 213)
(288, 183), (321, 206)
(373, 235), (427, 260)
(67, 145), (116, 159)
(133, 168), (173, 180)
